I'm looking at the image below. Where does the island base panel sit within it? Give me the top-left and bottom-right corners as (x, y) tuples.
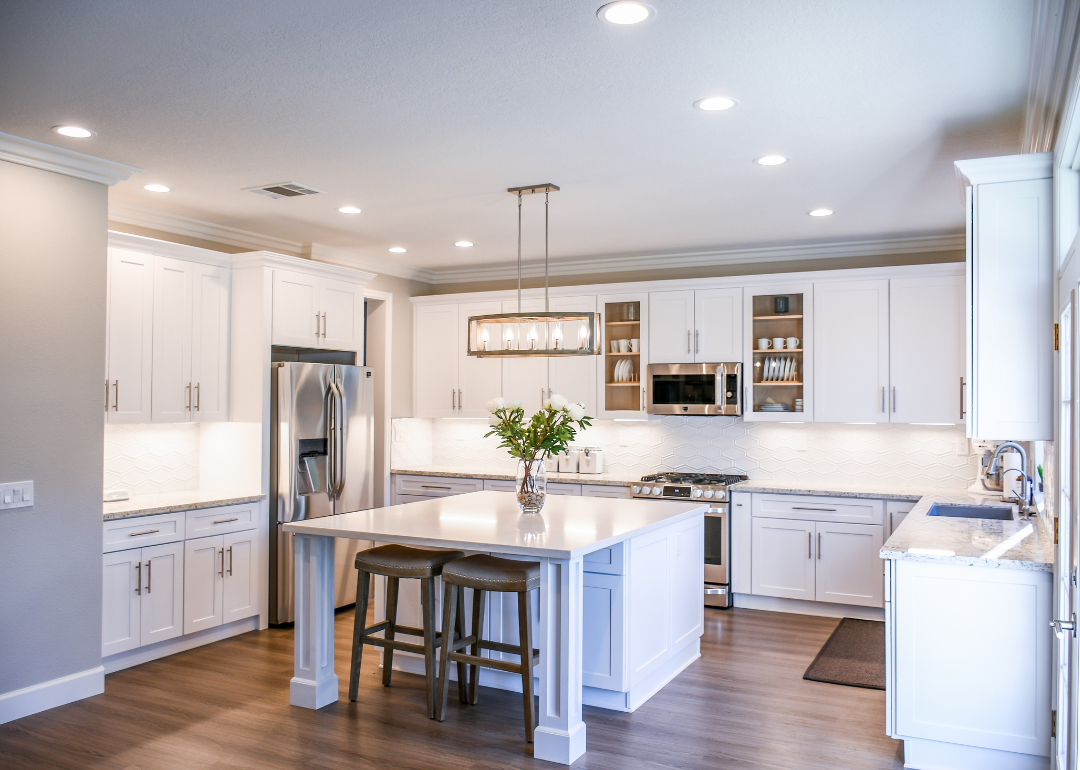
(901, 737), (1050, 770)
(290, 534), (339, 709)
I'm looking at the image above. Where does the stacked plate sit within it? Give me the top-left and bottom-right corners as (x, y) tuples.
(760, 356), (798, 382)
(759, 403), (791, 412)
(613, 358), (635, 382)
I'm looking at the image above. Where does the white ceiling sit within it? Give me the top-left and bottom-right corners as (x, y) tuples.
(0, 1), (1032, 271)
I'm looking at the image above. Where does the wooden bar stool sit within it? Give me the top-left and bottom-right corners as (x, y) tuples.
(348, 544), (468, 718)
(435, 554), (540, 742)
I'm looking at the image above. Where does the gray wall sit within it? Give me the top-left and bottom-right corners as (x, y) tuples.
(0, 160), (108, 693)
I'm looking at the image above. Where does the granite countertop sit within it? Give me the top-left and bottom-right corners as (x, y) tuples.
(728, 479), (962, 501)
(103, 490), (266, 521)
(391, 465), (637, 487)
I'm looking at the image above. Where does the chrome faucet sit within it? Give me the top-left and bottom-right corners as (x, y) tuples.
(988, 442), (1031, 512)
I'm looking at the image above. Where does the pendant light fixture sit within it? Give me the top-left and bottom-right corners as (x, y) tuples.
(466, 184), (600, 358)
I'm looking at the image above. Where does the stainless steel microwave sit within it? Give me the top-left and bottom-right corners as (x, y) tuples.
(646, 363), (742, 415)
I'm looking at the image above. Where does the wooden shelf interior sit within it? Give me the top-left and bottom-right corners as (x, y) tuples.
(603, 300), (643, 411)
(751, 292), (804, 411)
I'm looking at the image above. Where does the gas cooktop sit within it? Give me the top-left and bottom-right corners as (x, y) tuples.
(633, 471), (748, 500)
(640, 472), (749, 486)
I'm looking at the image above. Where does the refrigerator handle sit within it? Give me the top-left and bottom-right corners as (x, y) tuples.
(332, 378), (346, 500)
(325, 378), (337, 502)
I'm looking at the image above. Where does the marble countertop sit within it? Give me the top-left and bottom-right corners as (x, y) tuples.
(103, 490), (266, 521)
(728, 479), (964, 501)
(391, 465), (637, 487)
(283, 490), (706, 558)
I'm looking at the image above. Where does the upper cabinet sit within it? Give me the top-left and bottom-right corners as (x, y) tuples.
(271, 269), (365, 352)
(598, 292), (649, 419)
(546, 295), (597, 417)
(106, 249), (155, 423)
(414, 301), (504, 418)
(649, 289), (741, 364)
(955, 153), (1053, 440)
(743, 284), (813, 422)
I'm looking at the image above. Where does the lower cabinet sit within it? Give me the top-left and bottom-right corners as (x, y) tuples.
(102, 542), (184, 657)
(184, 531), (259, 634)
(392, 473), (632, 503)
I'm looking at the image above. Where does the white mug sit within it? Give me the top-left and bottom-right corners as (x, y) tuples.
(618, 339), (630, 353)
(757, 338), (771, 349)
(772, 337), (786, 350)
(786, 336), (800, 349)
(629, 338), (640, 352)
(610, 340), (619, 353)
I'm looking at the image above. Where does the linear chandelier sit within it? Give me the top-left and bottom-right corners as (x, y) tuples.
(466, 184), (600, 358)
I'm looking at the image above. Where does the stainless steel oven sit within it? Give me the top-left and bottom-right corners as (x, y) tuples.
(646, 363), (742, 415)
(703, 507), (728, 608)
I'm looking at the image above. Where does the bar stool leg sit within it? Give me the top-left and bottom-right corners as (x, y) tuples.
(421, 576), (438, 719)
(517, 588), (536, 742)
(435, 581), (458, 722)
(382, 577), (400, 687)
(468, 588), (487, 705)
(348, 569), (371, 702)
(455, 586), (468, 703)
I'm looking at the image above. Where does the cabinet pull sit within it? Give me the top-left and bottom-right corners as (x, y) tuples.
(195, 383), (200, 411)
(892, 386), (896, 413)
(421, 485), (452, 490)
(458, 389), (463, 410)
(808, 532), (812, 559)
(129, 529), (160, 536)
(186, 382), (192, 411)
(640, 386), (645, 411)
(146, 560), (152, 593)
(213, 518), (239, 524)
(135, 561), (141, 595)
(817, 533), (822, 560)
(687, 330), (691, 354)
(219, 548), (225, 577)
(695, 329), (700, 354)
(960, 377), (965, 419)
(227, 546), (234, 576)
(105, 380), (110, 412)
(881, 386), (885, 413)
(113, 380), (119, 411)
(316, 312), (321, 338)
(792, 507), (836, 512)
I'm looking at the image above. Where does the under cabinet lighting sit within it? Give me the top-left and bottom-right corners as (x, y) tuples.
(52, 125), (95, 138)
(597, 1), (654, 24)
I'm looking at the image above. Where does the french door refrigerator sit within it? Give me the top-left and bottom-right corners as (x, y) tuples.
(270, 362), (374, 625)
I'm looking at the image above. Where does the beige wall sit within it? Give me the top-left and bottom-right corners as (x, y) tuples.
(1, 161), (109, 694)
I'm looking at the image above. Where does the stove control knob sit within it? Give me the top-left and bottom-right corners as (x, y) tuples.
(692, 488), (703, 498)
(704, 488), (715, 498)
(632, 485), (642, 495)
(716, 489), (727, 500)
(640, 486), (651, 495)
(652, 486), (662, 495)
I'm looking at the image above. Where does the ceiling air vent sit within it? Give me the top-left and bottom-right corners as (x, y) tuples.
(245, 182), (326, 199)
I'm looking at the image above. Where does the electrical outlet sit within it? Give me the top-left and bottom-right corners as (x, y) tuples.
(0, 481), (33, 510)
(954, 438), (970, 456)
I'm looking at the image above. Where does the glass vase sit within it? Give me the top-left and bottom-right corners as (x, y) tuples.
(516, 458), (547, 515)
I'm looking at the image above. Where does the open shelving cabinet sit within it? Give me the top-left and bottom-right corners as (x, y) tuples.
(596, 292), (649, 419)
(742, 284), (813, 421)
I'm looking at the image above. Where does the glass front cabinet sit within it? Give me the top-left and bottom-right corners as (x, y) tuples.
(595, 292), (649, 419)
(741, 284), (814, 421)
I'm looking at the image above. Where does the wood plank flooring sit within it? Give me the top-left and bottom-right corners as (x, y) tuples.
(0, 607), (903, 769)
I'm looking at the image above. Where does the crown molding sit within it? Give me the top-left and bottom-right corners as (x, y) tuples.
(108, 230), (232, 267)
(425, 232), (966, 285)
(230, 250), (377, 284)
(301, 242), (435, 283)
(1024, 0), (1080, 153)
(954, 152), (1054, 191)
(0, 131), (141, 186)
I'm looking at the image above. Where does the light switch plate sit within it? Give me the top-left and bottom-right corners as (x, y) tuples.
(0, 481), (33, 510)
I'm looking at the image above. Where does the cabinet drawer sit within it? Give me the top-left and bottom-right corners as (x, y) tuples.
(393, 493), (442, 505)
(547, 482), (581, 496)
(186, 504), (258, 538)
(394, 475), (483, 497)
(103, 512), (185, 553)
(581, 484), (630, 499)
(483, 479), (517, 492)
(751, 494), (883, 525)
(584, 542), (626, 575)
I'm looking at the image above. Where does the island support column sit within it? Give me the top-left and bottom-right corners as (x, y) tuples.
(290, 533), (339, 709)
(535, 555), (586, 764)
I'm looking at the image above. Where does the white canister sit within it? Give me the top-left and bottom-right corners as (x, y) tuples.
(544, 453), (559, 473)
(558, 449), (579, 473)
(580, 447), (604, 474)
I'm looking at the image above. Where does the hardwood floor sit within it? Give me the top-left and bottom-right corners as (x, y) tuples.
(0, 608), (903, 769)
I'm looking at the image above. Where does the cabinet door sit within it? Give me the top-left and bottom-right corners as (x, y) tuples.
(414, 304), (460, 418)
(501, 299), (548, 414)
(222, 530), (258, 624)
(106, 249), (155, 423)
(272, 269), (320, 347)
(102, 549), (142, 656)
(151, 257), (194, 422)
(889, 275), (964, 424)
(887, 501), (916, 535)
(814, 280), (890, 423)
(191, 263), (230, 422)
(815, 522), (884, 607)
(183, 535), (224, 634)
(649, 290), (695, 363)
(695, 288), (742, 362)
(457, 301), (503, 417)
(582, 571), (626, 691)
(597, 292), (649, 419)
(751, 517), (816, 600)
(319, 277), (364, 352)
(140, 541), (184, 645)
(546, 295), (597, 416)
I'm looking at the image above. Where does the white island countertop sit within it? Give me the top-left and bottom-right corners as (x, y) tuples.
(103, 490), (266, 520)
(283, 490), (705, 558)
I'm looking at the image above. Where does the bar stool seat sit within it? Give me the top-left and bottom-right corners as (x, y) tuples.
(348, 544), (467, 718)
(435, 554), (541, 742)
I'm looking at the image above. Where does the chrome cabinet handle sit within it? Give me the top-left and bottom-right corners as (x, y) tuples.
(186, 382), (192, 411)
(213, 518), (238, 524)
(960, 377), (966, 419)
(105, 380), (110, 412)
(315, 312), (321, 338)
(129, 529), (160, 536)
(227, 546), (233, 576)
(817, 532), (822, 560)
(793, 507), (836, 512)
(218, 548), (224, 577)
(458, 389), (463, 410)
(146, 560), (152, 593)
(452, 389), (456, 409)
(135, 561), (141, 595)
(195, 383), (200, 412)
(687, 330), (691, 354)
(421, 485), (451, 490)
(323, 312), (328, 337)
(640, 386), (645, 411)
(808, 532), (812, 559)
(695, 329), (700, 354)
(892, 387), (896, 413)
(881, 386), (885, 413)
(1051, 616), (1077, 638)
(113, 380), (119, 411)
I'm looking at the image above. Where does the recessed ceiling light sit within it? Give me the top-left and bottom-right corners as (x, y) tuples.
(808, 208), (834, 217)
(694, 97), (737, 111)
(338, 206), (362, 214)
(143, 184), (171, 193)
(455, 241), (474, 248)
(52, 125), (95, 138)
(755, 155), (788, 166)
(597, 1), (654, 25)
(389, 247), (407, 253)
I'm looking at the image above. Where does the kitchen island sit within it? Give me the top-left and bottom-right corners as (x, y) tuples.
(282, 490), (707, 765)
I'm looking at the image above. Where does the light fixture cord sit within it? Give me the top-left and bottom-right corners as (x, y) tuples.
(517, 190), (523, 312)
(545, 187), (549, 312)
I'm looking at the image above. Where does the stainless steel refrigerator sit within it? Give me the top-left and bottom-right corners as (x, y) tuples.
(269, 362), (374, 625)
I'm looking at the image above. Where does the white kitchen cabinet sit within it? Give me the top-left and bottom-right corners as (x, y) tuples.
(458, 301), (504, 417)
(101, 542), (184, 656)
(814, 522), (884, 607)
(649, 289), (741, 364)
(887, 501), (916, 535)
(582, 571), (626, 691)
(414, 304), (461, 418)
(889, 276), (965, 425)
(751, 517), (816, 601)
(597, 292), (649, 420)
(580, 484), (630, 498)
(546, 295), (598, 416)
(183, 531), (259, 635)
(106, 249), (155, 423)
(955, 153), (1053, 440)
(501, 298), (548, 413)
(190, 263), (231, 422)
(222, 530), (258, 624)
(272, 268), (365, 353)
(813, 279), (890, 423)
(730, 492), (751, 595)
(743, 283), (814, 421)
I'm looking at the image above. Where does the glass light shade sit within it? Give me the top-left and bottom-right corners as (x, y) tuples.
(467, 312), (600, 357)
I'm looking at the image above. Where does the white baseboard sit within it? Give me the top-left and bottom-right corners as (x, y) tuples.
(732, 593), (885, 621)
(0, 666), (105, 726)
(103, 616), (261, 674)
(902, 737), (1049, 770)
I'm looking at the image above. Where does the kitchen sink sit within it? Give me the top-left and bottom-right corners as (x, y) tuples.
(926, 503), (1014, 520)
